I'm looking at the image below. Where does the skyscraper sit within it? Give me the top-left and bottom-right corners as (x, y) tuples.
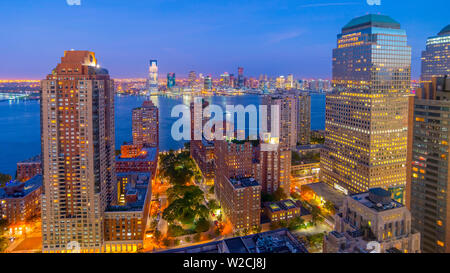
(132, 100), (159, 148)
(204, 75), (212, 91)
(167, 72), (176, 89)
(296, 92), (311, 145)
(188, 71), (196, 88)
(148, 60), (158, 95)
(421, 25), (450, 82)
(321, 14), (411, 201)
(408, 77), (450, 253)
(286, 74), (294, 90)
(220, 72), (230, 88)
(41, 51), (116, 252)
(237, 67), (244, 89)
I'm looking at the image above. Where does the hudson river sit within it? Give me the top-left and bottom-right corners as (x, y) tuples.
(0, 94), (325, 176)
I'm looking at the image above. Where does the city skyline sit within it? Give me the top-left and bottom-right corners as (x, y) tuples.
(0, 0), (448, 80)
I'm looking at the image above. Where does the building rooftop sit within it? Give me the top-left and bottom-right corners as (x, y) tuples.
(351, 188), (403, 212)
(438, 25), (450, 36)
(106, 172), (151, 212)
(116, 147), (157, 162)
(343, 14), (400, 31)
(0, 175), (42, 199)
(17, 155), (41, 164)
(228, 176), (260, 189)
(265, 199), (300, 213)
(302, 182), (346, 208)
(159, 228), (307, 253)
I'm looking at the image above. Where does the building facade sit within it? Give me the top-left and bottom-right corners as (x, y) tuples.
(16, 155), (42, 182)
(167, 72), (176, 89)
(104, 172), (152, 252)
(40, 51), (116, 252)
(296, 92), (311, 145)
(147, 60), (158, 95)
(408, 76), (450, 253)
(132, 100), (159, 148)
(220, 177), (261, 231)
(0, 175), (42, 226)
(421, 26), (450, 82)
(214, 139), (260, 231)
(321, 14), (411, 201)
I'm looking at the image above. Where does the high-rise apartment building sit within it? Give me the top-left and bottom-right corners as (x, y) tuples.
(148, 60), (158, 95)
(408, 76), (450, 253)
(188, 70), (197, 88)
(255, 94), (297, 195)
(214, 139), (260, 231)
(254, 148), (291, 195)
(296, 92), (311, 145)
(421, 26), (450, 82)
(263, 94), (298, 150)
(132, 100), (159, 148)
(321, 15), (411, 201)
(41, 51), (116, 252)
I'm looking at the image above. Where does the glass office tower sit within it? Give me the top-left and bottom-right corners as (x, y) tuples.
(148, 60), (158, 95)
(421, 25), (450, 82)
(321, 15), (411, 202)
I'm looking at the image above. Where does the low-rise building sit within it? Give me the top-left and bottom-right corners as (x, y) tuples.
(324, 188), (421, 253)
(263, 199), (306, 223)
(0, 175), (42, 226)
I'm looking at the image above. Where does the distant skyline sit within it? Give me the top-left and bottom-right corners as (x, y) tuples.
(0, 0), (448, 80)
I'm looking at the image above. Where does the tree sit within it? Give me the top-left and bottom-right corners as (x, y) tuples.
(195, 218), (210, 233)
(162, 237), (172, 247)
(261, 193), (275, 203)
(323, 200), (335, 214)
(207, 199), (220, 212)
(183, 141), (190, 150)
(288, 217), (305, 231)
(168, 224), (186, 237)
(252, 225), (262, 234)
(193, 233), (201, 242)
(0, 237), (8, 253)
(291, 192), (301, 200)
(269, 222), (281, 230)
(163, 186), (209, 225)
(0, 173), (12, 187)
(273, 187), (287, 201)
(154, 229), (162, 241)
(310, 206), (321, 224)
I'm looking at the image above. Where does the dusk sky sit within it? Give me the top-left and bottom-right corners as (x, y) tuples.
(1, 0), (448, 80)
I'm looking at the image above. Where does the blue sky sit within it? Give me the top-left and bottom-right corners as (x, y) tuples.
(0, 0), (448, 79)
